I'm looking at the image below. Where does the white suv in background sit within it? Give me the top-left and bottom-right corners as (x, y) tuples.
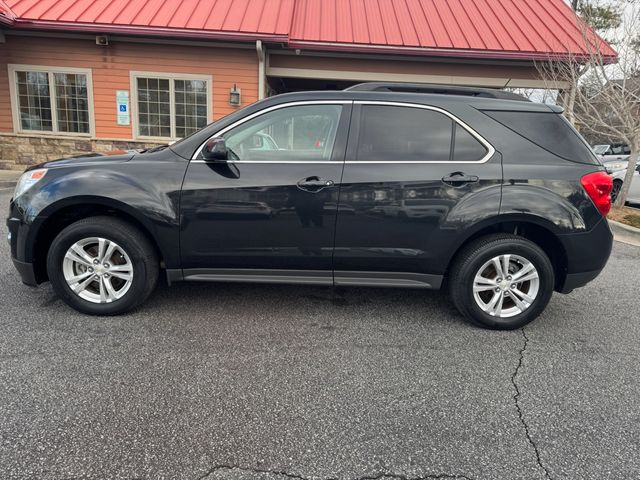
(593, 144), (631, 173)
(611, 163), (640, 205)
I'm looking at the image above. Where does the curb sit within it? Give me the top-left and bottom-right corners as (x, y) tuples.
(609, 219), (640, 247)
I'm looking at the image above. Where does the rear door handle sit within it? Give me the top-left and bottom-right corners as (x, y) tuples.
(442, 172), (479, 187)
(297, 176), (334, 192)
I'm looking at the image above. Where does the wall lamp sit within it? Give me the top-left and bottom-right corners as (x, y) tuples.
(229, 84), (241, 106)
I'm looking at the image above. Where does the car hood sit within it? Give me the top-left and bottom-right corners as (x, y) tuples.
(27, 152), (137, 171)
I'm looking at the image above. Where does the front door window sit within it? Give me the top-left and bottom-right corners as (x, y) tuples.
(221, 105), (343, 162)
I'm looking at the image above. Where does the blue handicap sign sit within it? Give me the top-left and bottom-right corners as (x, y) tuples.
(119, 104), (127, 112)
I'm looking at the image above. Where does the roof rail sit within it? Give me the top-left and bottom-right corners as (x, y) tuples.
(345, 82), (530, 102)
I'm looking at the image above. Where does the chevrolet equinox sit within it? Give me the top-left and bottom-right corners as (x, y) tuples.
(7, 83), (614, 329)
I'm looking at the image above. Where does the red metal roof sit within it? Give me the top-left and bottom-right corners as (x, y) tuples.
(6, 0), (294, 40)
(4, 0), (617, 61)
(289, 0), (617, 61)
(0, 0), (15, 25)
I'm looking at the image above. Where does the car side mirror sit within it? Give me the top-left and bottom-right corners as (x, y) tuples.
(202, 137), (228, 161)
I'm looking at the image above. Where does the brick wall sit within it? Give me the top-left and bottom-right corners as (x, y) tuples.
(0, 134), (162, 170)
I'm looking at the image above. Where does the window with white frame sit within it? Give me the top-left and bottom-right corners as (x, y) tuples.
(10, 66), (92, 135)
(133, 73), (210, 139)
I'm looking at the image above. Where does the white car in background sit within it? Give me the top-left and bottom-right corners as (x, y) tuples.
(611, 163), (640, 206)
(593, 144), (631, 173)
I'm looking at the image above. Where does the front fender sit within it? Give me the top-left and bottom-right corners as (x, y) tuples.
(15, 160), (185, 267)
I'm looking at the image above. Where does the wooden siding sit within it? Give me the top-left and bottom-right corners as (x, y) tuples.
(0, 35), (259, 139)
(268, 53), (543, 87)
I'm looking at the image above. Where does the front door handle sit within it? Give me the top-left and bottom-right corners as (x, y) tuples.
(442, 172), (479, 187)
(297, 176), (335, 192)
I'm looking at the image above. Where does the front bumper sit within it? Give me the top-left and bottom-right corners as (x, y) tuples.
(11, 258), (38, 286)
(7, 200), (41, 286)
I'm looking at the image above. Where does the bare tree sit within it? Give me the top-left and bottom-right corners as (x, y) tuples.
(538, 1), (639, 207)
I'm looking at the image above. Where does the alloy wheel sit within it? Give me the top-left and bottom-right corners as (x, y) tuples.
(472, 254), (540, 318)
(62, 237), (134, 304)
(611, 181), (622, 203)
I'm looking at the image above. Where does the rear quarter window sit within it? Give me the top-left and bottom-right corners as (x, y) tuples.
(484, 110), (600, 165)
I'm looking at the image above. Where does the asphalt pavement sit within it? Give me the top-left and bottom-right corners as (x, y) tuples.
(1, 189), (639, 480)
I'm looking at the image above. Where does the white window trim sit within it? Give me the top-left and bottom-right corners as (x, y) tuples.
(8, 64), (95, 137)
(130, 71), (213, 142)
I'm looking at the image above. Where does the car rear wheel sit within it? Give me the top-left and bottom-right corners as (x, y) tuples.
(47, 217), (159, 315)
(449, 234), (554, 329)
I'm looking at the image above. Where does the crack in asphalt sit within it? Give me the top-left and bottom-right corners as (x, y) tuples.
(512, 329), (553, 480)
(197, 464), (312, 480)
(198, 464), (474, 480)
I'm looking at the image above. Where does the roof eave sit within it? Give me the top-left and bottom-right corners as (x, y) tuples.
(10, 19), (289, 43)
(288, 40), (619, 65)
(0, 0), (15, 25)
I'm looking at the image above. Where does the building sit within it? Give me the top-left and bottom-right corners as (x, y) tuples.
(0, 0), (616, 169)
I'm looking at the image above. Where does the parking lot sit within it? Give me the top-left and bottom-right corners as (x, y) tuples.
(1, 188), (639, 480)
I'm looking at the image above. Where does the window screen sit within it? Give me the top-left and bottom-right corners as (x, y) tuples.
(175, 80), (208, 138)
(137, 78), (171, 138)
(485, 110), (600, 165)
(136, 76), (209, 139)
(16, 70), (89, 134)
(356, 105), (453, 161)
(17, 71), (53, 132)
(54, 73), (89, 134)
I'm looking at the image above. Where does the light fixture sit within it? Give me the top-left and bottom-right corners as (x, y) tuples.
(229, 84), (241, 106)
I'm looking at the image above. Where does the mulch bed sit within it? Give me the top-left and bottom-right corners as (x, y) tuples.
(609, 206), (640, 229)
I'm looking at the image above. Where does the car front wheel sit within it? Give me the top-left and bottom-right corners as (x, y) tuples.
(47, 217), (159, 315)
(449, 234), (555, 329)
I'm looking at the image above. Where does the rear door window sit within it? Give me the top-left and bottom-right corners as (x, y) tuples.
(453, 124), (488, 161)
(355, 105), (489, 162)
(356, 105), (453, 161)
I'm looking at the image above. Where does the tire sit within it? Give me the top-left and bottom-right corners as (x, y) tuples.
(611, 179), (623, 203)
(449, 234), (554, 330)
(47, 216), (159, 316)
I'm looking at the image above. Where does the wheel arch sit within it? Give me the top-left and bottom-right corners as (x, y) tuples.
(445, 215), (568, 292)
(29, 196), (166, 283)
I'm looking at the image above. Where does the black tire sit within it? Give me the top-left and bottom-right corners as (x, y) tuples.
(47, 216), (159, 316)
(611, 179), (623, 203)
(449, 234), (554, 330)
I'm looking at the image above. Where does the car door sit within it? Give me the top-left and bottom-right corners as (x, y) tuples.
(180, 102), (351, 283)
(333, 101), (502, 288)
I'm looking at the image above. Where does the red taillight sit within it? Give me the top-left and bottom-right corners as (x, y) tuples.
(581, 171), (613, 216)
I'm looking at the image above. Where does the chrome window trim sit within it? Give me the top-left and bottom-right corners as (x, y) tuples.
(191, 99), (496, 165)
(349, 101), (495, 164)
(191, 100), (352, 161)
(190, 160), (336, 164)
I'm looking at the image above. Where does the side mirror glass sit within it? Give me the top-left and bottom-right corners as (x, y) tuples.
(202, 137), (228, 161)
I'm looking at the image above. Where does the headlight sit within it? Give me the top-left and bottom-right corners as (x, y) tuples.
(14, 169), (47, 199)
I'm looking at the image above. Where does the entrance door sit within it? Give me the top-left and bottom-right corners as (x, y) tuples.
(180, 102), (351, 283)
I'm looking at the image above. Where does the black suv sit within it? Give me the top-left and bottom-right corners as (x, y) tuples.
(7, 83), (614, 329)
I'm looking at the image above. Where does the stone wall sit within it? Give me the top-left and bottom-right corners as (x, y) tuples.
(0, 135), (164, 170)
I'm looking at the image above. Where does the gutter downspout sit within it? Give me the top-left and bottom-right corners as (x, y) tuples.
(256, 40), (266, 100)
